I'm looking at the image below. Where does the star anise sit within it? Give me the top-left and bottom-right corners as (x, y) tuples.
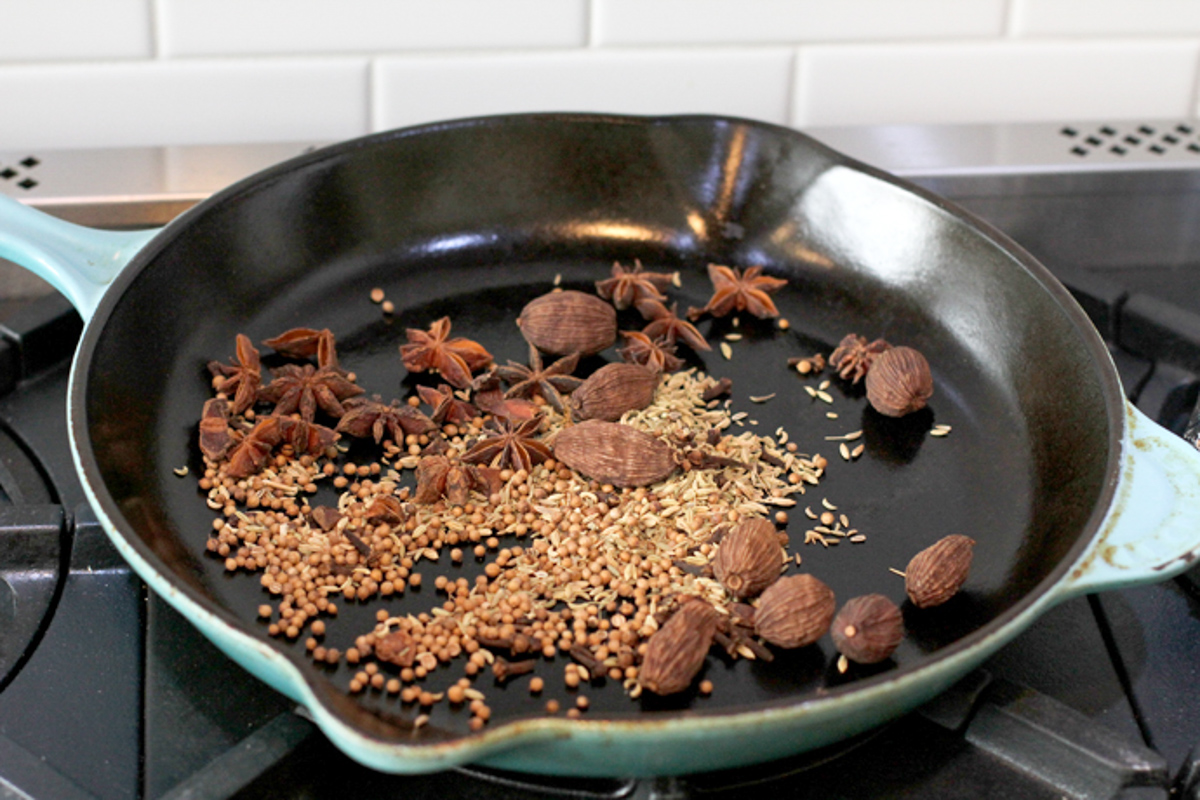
(276, 415), (339, 457)
(199, 397), (235, 460)
(416, 384), (478, 426)
(259, 363), (364, 422)
(829, 333), (891, 384)
(687, 264), (788, 320)
(595, 259), (674, 310)
(639, 301), (711, 352)
(496, 344), (583, 413)
(207, 334), (262, 415)
(463, 416), (551, 473)
(400, 317), (493, 389)
(413, 454), (502, 506)
(336, 396), (436, 444)
(226, 416), (285, 478)
(471, 369), (539, 422)
(263, 327), (343, 372)
(619, 331), (684, 373)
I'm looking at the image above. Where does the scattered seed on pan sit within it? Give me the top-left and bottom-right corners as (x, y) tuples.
(724, 333), (744, 342)
(804, 386), (818, 398)
(173, 466), (189, 477)
(822, 498), (838, 510)
(777, 318), (790, 330)
(889, 567), (907, 578)
(370, 287), (385, 303)
(553, 273), (562, 286)
(749, 393), (776, 403)
(837, 655), (849, 674)
(850, 534), (867, 543)
(381, 300), (395, 315)
(816, 390), (834, 404)
(840, 443), (851, 461)
(826, 412), (838, 419)
(805, 507), (818, 519)
(720, 342), (733, 360)
(818, 380), (831, 391)
(931, 424), (952, 437)
(840, 514), (850, 527)
(824, 430), (862, 442)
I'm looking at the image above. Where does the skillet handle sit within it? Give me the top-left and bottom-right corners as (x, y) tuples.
(0, 194), (159, 322)
(1055, 401), (1200, 600)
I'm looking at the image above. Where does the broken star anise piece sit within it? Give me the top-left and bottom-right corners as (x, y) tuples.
(496, 345), (583, 414)
(207, 334), (262, 416)
(687, 264), (788, 321)
(363, 496), (407, 525)
(199, 397), (234, 461)
(414, 454), (502, 506)
(400, 317), (493, 390)
(336, 396), (436, 444)
(595, 259), (674, 310)
(416, 384), (478, 426)
(618, 331), (684, 374)
(829, 333), (891, 384)
(259, 362), (364, 423)
(462, 416), (552, 473)
(639, 301), (711, 352)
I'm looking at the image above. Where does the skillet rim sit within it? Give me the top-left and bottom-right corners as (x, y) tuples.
(65, 111), (1126, 761)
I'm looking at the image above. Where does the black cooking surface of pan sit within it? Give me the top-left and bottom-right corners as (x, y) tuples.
(77, 115), (1113, 746)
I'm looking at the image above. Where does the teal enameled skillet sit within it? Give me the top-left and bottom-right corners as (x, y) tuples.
(1, 113), (1198, 776)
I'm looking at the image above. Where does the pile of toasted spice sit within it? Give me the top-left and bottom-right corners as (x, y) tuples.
(194, 260), (968, 730)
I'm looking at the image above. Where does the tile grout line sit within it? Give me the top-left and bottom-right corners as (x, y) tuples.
(367, 59), (380, 135)
(148, 0), (164, 60)
(586, 0), (599, 48)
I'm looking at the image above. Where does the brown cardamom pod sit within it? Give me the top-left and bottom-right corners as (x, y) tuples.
(571, 362), (659, 421)
(712, 517), (783, 599)
(553, 420), (677, 487)
(754, 574), (836, 648)
(639, 597), (718, 695)
(905, 534), (975, 608)
(517, 290), (617, 356)
(831, 594), (904, 664)
(864, 345), (933, 417)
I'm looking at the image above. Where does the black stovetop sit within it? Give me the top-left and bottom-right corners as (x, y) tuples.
(6, 168), (1200, 799)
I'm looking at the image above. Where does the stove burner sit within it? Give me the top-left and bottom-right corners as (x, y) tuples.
(0, 423), (64, 691)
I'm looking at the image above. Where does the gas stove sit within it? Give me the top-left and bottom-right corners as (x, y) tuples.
(4, 122), (1200, 799)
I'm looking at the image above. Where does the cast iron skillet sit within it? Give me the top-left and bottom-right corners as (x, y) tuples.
(2, 113), (1200, 777)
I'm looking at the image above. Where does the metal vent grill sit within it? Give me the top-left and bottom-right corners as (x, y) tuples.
(1061, 123), (1200, 158)
(0, 156), (39, 190)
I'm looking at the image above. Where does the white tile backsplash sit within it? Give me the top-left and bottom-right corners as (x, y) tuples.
(0, 0), (151, 62)
(157, 0), (587, 57)
(2, 2), (1200, 150)
(373, 50), (794, 130)
(794, 40), (1200, 126)
(1012, 0), (1200, 36)
(593, 0), (1006, 45)
(0, 60), (368, 150)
